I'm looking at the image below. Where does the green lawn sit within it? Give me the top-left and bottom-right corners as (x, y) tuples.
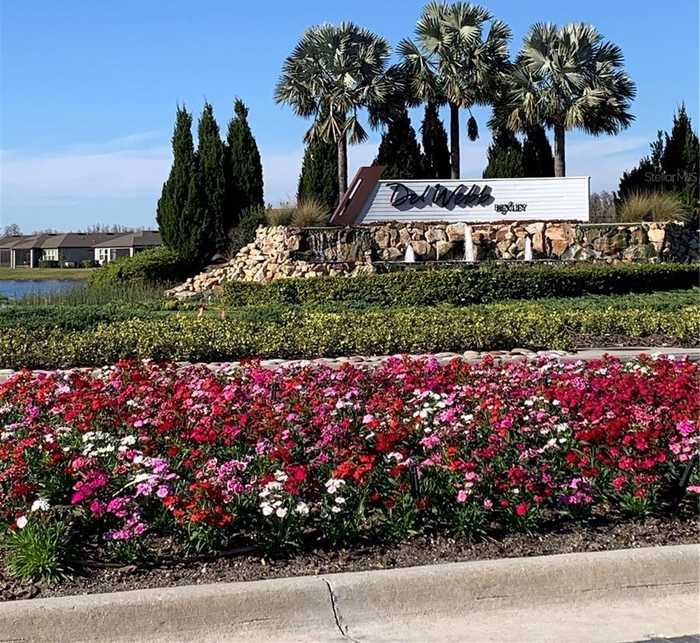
(0, 267), (94, 280)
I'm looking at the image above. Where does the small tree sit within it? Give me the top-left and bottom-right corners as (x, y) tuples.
(420, 102), (450, 179)
(482, 127), (524, 178)
(373, 106), (425, 180)
(225, 99), (264, 232)
(2, 223), (21, 236)
(197, 102), (227, 250)
(297, 137), (339, 211)
(522, 126), (554, 177)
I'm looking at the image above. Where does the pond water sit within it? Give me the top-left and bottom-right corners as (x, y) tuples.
(0, 279), (80, 300)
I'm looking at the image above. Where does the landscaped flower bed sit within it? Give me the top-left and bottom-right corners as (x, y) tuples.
(1, 356), (698, 580)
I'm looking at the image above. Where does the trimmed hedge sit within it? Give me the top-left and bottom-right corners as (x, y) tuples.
(220, 262), (699, 307)
(1, 301), (697, 369)
(87, 246), (198, 289)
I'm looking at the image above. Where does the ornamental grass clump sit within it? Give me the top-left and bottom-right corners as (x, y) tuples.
(0, 355), (698, 573)
(3, 515), (70, 584)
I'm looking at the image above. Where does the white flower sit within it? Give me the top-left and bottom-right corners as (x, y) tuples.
(120, 435), (137, 446)
(274, 470), (288, 482)
(331, 505), (342, 514)
(261, 504), (274, 516)
(324, 478), (345, 494)
(16, 516), (27, 529)
(334, 496), (346, 505)
(295, 502), (309, 516)
(31, 498), (50, 513)
(275, 507), (288, 518)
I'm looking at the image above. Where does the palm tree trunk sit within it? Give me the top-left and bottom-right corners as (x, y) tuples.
(337, 132), (348, 197)
(449, 103), (460, 179)
(553, 124), (566, 177)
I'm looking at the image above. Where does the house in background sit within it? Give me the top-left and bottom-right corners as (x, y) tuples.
(93, 231), (161, 265)
(0, 231), (162, 268)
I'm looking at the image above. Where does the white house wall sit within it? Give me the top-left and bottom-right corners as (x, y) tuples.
(357, 176), (590, 224)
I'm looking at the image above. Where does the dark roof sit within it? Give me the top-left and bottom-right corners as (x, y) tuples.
(0, 235), (28, 249)
(10, 234), (51, 250)
(0, 231), (162, 250)
(40, 233), (112, 248)
(93, 230), (161, 248)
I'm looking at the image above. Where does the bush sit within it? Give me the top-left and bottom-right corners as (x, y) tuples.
(37, 260), (59, 269)
(87, 246), (197, 289)
(618, 191), (690, 223)
(0, 296), (697, 369)
(220, 263), (699, 308)
(81, 259), (99, 268)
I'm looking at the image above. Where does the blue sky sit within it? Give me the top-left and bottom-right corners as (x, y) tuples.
(1, 0), (698, 232)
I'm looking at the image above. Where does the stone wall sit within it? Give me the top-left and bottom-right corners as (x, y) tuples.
(167, 221), (698, 299)
(168, 226), (375, 298)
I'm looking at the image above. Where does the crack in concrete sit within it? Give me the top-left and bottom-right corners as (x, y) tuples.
(323, 578), (360, 642)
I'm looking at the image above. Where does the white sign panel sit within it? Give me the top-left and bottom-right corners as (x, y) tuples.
(356, 176), (590, 224)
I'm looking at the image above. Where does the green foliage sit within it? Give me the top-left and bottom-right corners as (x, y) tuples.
(373, 106), (425, 179)
(420, 102), (450, 179)
(87, 247), (197, 289)
(157, 106), (211, 262)
(275, 22), (398, 194)
(221, 263), (698, 308)
(483, 127), (524, 178)
(497, 23), (636, 176)
(522, 126), (554, 177)
(619, 105), (699, 214)
(399, 3), (511, 177)
(197, 102), (227, 250)
(2, 290), (697, 369)
(3, 519), (70, 583)
(297, 135), (339, 211)
(225, 99), (264, 231)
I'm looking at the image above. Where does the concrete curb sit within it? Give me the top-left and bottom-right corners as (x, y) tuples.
(1, 544), (697, 642)
(1, 347), (698, 384)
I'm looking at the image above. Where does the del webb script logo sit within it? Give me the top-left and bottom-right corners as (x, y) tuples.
(387, 182), (526, 214)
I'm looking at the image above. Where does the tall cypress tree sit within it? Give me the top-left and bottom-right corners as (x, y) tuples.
(197, 102), (227, 250)
(176, 158), (213, 262)
(420, 102), (450, 179)
(157, 106), (198, 255)
(225, 99), (264, 230)
(297, 137), (339, 210)
(373, 106), (425, 179)
(483, 127), (524, 178)
(522, 126), (554, 177)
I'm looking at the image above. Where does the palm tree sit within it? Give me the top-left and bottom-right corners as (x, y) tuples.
(399, 2), (511, 179)
(498, 22), (636, 177)
(275, 22), (397, 198)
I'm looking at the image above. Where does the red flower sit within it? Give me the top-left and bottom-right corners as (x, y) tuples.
(515, 502), (529, 517)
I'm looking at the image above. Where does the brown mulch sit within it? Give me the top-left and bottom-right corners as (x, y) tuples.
(1, 512), (697, 603)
